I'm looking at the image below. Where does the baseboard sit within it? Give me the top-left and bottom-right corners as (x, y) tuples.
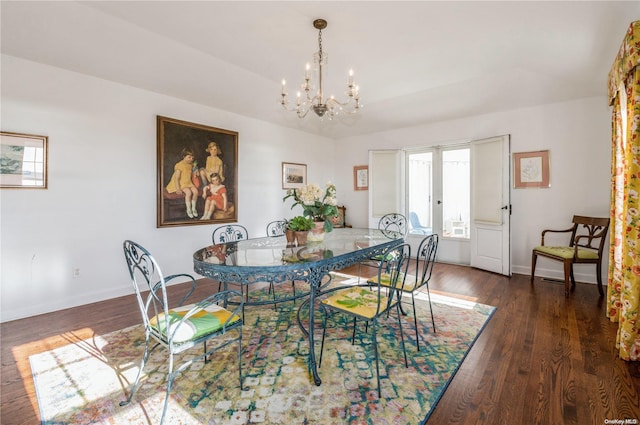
(0, 285), (133, 323)
(511, 264), (601, 285)
(0, 277), (203, 323)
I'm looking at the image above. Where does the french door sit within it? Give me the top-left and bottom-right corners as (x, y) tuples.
(405, 145), (471, 264)
(369, 135), (511, 275)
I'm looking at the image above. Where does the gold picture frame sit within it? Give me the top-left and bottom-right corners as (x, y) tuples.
(157, 116), (238, 227)
(0, 131), (48, 189)
(513, 150), (550, 189)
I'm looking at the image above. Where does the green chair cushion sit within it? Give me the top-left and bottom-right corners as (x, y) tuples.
(322, 287), (393, 319)
(534, 246), (599, 260)
(367, 272), (419, 291)
(150, 303), (241, 343)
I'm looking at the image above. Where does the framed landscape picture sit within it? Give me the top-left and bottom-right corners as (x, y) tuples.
(282, 162), (307, 189)
(0, 131), (48, 189)
(157, 116), (238, 227)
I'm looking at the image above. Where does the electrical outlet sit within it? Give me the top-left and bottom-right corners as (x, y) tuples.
(72, 268), (81, 278)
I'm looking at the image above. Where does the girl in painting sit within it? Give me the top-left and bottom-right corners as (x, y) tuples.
(199, 141), (225, 185)
(200, 173), (227, 220)
(166, 148), (199, 218)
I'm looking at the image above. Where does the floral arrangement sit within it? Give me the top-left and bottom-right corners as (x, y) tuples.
(283, 182), (338, 232)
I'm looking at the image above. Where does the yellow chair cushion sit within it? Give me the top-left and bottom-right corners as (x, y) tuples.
(322, 287), (393, 319)
(150, 303), (241, 343)
(367, 272), (419, 291)
(534, 246), (599, 260)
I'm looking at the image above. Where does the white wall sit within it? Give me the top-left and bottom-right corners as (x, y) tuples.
(332, 96), (611, 284)
(0, 55), (338, 322)
(0, 54), (612, 322)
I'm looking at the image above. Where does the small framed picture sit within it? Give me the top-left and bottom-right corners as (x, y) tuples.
(354, 165), (368, 191)
(0, 131), (48, 189)
(513, 150), (550, 189)
(282, 162), (307, 189)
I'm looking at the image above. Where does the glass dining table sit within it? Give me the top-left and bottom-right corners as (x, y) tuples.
(193, 227), (403, 386)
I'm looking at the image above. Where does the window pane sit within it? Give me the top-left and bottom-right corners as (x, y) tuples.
(407, 152), (433, 235)
(442, 149), (470, 238)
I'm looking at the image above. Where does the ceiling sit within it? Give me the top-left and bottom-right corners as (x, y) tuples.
(1, 1), (638, 139)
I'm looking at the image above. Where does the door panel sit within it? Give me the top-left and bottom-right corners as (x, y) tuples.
(470, 135), (511, 276)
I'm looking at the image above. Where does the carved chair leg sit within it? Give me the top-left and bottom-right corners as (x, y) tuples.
(563, 260), (572, 298)
(596, 261), (604, 296)
(530, 251), (538, 284)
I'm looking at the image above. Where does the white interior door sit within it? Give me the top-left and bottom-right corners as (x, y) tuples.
(470, 135), (511, 276)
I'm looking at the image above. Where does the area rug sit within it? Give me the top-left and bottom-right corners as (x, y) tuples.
(30, 273), (496, 424)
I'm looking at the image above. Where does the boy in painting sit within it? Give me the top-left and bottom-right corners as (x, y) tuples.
(166, 148), (199, 218)
(200, 172), (228, 220)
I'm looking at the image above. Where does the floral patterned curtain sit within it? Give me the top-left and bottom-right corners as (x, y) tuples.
(607, 20), (640, 361)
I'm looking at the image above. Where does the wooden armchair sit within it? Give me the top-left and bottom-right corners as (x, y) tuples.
(530, 215), (609, 297)
(329, 205), (351, 228)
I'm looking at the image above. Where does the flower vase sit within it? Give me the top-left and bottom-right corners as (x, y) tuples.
(308, 221), (325, 242)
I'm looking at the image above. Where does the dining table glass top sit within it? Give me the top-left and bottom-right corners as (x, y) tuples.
(193, 227), (402, 272)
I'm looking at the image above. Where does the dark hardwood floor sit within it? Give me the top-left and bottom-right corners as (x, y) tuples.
(1, 263), (639, 424)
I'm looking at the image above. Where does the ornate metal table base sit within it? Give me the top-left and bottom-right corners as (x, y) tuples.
(194, 228), (402, 385)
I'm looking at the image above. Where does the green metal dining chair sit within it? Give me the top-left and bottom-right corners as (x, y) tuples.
(318, 243), (410, 397)
(266, 220), (297, 307)
(358, 213), (408, 282)
(211, 224), (252, 316)
(368, 234), (438, 351)
(121, 240), (244, 425)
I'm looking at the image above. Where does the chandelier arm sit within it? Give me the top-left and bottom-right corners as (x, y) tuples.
(326, 98), (358, 107)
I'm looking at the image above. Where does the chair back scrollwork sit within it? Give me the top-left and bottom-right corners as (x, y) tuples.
(266, 220), (287, 237)
(379, 213), (408, 238)
(213, 224), (249, 244)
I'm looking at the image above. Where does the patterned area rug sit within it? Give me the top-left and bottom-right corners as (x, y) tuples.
(30, 273), (496, 424)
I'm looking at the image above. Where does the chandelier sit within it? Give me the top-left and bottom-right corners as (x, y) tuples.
(280, 19), (361, 120)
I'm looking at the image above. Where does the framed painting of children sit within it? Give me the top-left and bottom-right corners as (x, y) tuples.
(157, 116), (238, 228)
